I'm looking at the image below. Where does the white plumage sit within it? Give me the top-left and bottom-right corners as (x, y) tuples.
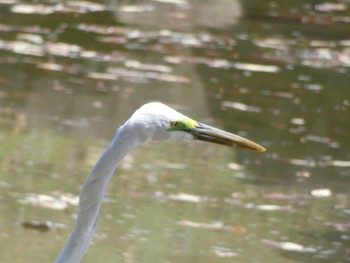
(55, 102), (265, 263)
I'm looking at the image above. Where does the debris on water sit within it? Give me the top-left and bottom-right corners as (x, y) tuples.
(327, 160), (350, 167)
(106, 67), (191, 83)
(232, 226), (246, 234)
(177, 220), (245, 233)
(124, 60), (172, 73)
(304, 83), (323, 91)
(38, 62), (64, 72)
(11, 1), (106, 14)
(88, 72), (118, 81)
(11, 4), (54, 14)
(231, 192), (246, 199)
(212, 246), (238, 258)
(168, 193), (203, 203)
(153, 0), (188, 6)
(164, 56), (280, 73)
(255, 204), (292, 211)
(296, 170), (311, 178)
(227, 162), (244, 171)
(155, 161), (187, 169)
(222, 101), (262, 113)
(261, 239), (316, 253)
(290, 118), (305, 125)
(18, 193), (78, 210)
(63, 1), (107, 13)
(283, 158), (316, 167)
(92, 100), (103, 109)
(17, 33), (44, 45)
(315, 3), (347, 12)
(119, 5), (155, 13)
(310, 188), (332, 198)
(21, 220), (66, 232)
(232, 62), (280, 73)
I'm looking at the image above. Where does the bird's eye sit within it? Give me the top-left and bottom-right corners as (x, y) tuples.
(170, 121), (179, 128)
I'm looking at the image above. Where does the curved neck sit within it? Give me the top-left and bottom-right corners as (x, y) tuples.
(55, 125), (137, 263)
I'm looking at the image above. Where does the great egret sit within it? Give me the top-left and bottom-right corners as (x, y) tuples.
(55, 102), (265, 263)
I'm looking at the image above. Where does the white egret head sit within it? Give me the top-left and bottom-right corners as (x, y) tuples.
(124, 102), (266, 152)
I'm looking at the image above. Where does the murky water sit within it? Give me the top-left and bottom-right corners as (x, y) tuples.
(0, 0), (349, 262)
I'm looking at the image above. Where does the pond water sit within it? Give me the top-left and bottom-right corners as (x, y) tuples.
(0, 0), (349, 262)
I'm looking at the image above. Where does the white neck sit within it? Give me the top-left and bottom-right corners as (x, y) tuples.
(55, 124), (137, 263)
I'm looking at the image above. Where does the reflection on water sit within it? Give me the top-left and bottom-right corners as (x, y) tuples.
(0, 0), (349, 262)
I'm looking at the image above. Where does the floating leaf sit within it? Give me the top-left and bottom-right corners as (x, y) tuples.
(256, 204), (292, 211)
(222, 101), (262, 113)
(232, 62), (280, 73)
(227, 162), (244, 171)
(212, 246), (237, 258)
(177, 220), (243, 233)
(262, 239), (316, 253)
(315, 3), (347, 12)
(18, 193), (78, 210)
(156, 161), (186, 169)
(125, 60), (172, 73)
(21, 221), (65, 232)
(11, 4), (54, 14)
(290, 118), (305, 125)
(328, 160), (350, 167)
(310, 188), (332, 197)
(168, 193), (203, 203)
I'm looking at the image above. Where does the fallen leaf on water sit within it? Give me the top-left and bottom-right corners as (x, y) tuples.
(17, 33), (44, 44)
(18, 193), (78, 210)
(177, 220), (245, 233)
(153, 0), (188, 6)
(21, 221), (65, 232)
(11, 4), (54, 14)
(256, 204), (292, 211)
(284, 158), (316, 167)
(227, 162), (244, 171)
(168, 193), (203, 203)
(63, 1), (106, 12)
(155, 161), (186, 169)
(262, 239), (316, 253)
(0, 0), (17, 4)
(310, 188), (332, 197)
(232, 62), (280, 73)
(233, 226), (246, 234)
(88, 72), (118, 80)
(119, 5), (154, 13)
(315, 3), (347, 12)
(106, 67), (190, 83)
(301, 134), (336, 146)
(290, 118), (305, 125)
(18, 194), (68, 210)
(222, 101), (262, 113)
(124, 60), (172, 73)
(37, 62), (64, 72)
(328, 160), (350, 167)
(212, 246), (238, 258)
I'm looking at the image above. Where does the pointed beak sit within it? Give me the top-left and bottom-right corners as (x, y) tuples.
(187, 123), (266, 152)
